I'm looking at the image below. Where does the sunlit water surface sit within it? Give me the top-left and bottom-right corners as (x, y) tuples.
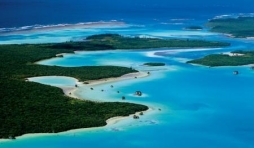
(1, 10), (254, 148)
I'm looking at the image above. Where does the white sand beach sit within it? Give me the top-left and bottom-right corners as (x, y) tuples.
(1, 72), (154, 141)
(11, 71), (153, 141)
(222, 52), (244, 56)
(0, 106), (153, 142)
(84, 72), (148, 86)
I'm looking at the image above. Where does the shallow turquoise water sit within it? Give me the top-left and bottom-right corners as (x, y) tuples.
(1, 0), (254, 147)
(2, 16), (254, 147)
(28, 76), (78, 87)
(3, 39), (254, 148)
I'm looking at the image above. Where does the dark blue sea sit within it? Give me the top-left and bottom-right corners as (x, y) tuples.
(0, 0), (254, 28)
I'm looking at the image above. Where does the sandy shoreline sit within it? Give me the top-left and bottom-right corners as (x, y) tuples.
(57, 71), (149, 99)
(222, 52), (244, 57)
(85, 71), (149, 86)
(1, 71), (152, 141)
(106, 107), (153, 125)
(0, 107), (153, 142)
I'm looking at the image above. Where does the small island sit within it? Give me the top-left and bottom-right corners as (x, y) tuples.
(187, 50), (254, 67)
(50, 34), (230, 50)
(184, 26), (203, 30)
(143, 62), (166, 66)
(206, 17), (254, 38)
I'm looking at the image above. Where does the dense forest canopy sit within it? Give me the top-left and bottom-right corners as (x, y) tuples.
(0, 41), (147, 139)
(187, 50), (254, 67)
(207, 17), (254, 38)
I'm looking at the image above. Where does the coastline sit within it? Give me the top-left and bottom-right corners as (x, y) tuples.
(8, 71), (152, 141)
(85, 71), (149, 86)
(146, 47), (222, 58)
(34, 52), (75, 65)
(62, 71), (149, 99)
(27, 71), (149, 99)
(105, 107), (153, 125)
(0, 107), (152, 142)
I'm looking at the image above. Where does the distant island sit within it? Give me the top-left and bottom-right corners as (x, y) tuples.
(187, 50), (254, 67)
(206, 17), (254, 38)
(50, 34), (230, 50)
(143, 63), (166, 66)
(0, 34), (230, 139)
(184, 26), (203, 30)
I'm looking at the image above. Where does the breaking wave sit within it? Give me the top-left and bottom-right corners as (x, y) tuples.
(0, 21), (127, 34)
(212, 13), (254, 20)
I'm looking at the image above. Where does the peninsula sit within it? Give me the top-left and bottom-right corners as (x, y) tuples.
(0, 43), (149, 139)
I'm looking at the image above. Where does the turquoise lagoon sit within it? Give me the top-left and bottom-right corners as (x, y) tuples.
(28, 76), (78, 87)
(1, 25), (254, 148)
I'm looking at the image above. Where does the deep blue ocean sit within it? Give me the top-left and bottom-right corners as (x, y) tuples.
(1, 0), (254, 148)
(0, 0), (254, 28)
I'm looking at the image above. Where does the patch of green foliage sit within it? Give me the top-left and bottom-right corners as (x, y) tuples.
(187, 50), (254, 67)
(49, 34), (230, 50)
(0, 44), (148, 139)
(143, 63), (166, 66)
(207, 17), (254, 38)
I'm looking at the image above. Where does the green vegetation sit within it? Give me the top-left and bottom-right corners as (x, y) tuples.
(187, 50), (254, 67)
(49, 34), (230, 50)
(184, 26), (203, 30)
(0, 44), (148, 139)
(207, 17), (254, 38)
(0, 33), (230, 138)
(143, 62), (166, 66)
